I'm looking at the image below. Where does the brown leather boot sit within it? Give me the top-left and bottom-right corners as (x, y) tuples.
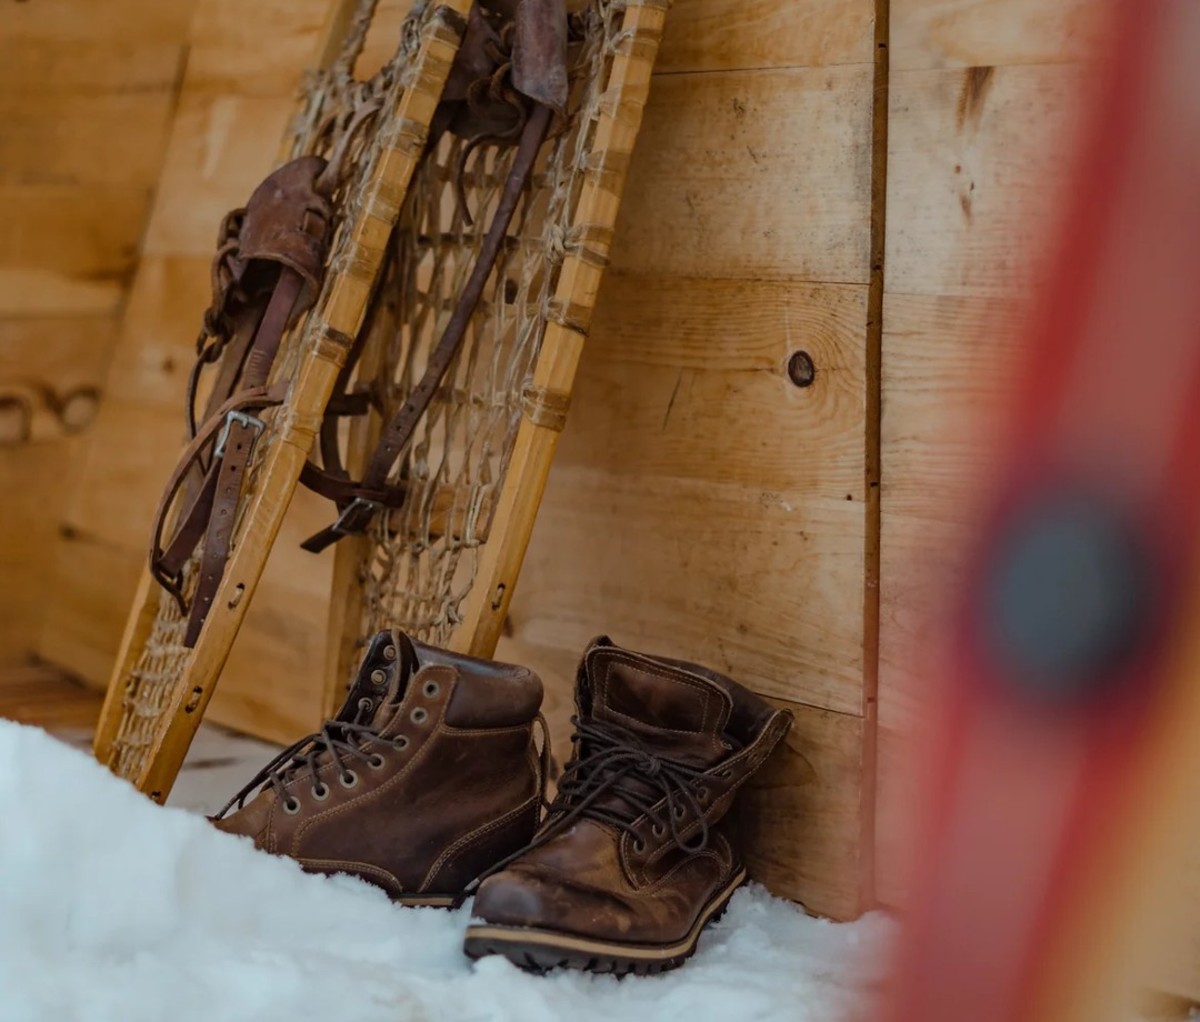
(212, 629), (546, 906)
(463, 636), (793, 974)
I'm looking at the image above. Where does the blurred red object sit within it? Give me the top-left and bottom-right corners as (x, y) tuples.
(884, 1), (1200, 1019)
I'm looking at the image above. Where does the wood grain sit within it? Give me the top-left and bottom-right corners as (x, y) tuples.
(657, 0), (874, 74)
(730, 698), (868, 920)
(510, 468), (864, 715)
(143, 93), (297, 257)
(0, 664), (103, 735)
(0, 94), (177, 188)
(0, 0), (195, 43)
(885, 64), (1090, 299)
(569, 275), (867, 495)
(612, 65), (874, 283)
(0, 186), (147, 317)
(891, 0), (1108, 71)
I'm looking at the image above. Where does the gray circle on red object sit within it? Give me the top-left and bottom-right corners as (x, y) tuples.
(979, 491), (1153, 701)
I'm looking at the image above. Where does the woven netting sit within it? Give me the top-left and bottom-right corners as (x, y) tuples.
(343, 1), (629, 670)
(105, 0), (439, 781)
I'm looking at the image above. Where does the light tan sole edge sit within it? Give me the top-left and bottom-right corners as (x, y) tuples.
(463, 868), (747, 974)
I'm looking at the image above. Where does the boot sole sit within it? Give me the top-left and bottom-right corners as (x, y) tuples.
(395, 893), (460, 908)
(462, 867), (747, 976)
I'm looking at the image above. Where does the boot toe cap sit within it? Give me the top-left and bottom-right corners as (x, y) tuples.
(472, 867), (644, 942)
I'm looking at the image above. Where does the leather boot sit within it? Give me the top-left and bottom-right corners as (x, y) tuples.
(212, 629), (546, 906)
(464, 636), (792, 973)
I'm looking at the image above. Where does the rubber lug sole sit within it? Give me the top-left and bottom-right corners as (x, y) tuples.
(462, 868), (746, 976)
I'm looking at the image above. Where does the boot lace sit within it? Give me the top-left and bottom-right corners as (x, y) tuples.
(214, 696), (384, 817)
(463, 716), (716, 898)
(551, 716), (711, 854)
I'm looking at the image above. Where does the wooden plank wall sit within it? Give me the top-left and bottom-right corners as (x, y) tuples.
(0, 1), (193, 664)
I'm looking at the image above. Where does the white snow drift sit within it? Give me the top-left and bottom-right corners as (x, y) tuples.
(0, 720), (894, 1022)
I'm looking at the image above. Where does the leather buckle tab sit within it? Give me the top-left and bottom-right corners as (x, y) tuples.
(214, 410), (265, 459)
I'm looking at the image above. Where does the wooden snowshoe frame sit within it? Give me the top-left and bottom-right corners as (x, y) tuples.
(94, 0), (473, 802)
(321, 0), (672, 707)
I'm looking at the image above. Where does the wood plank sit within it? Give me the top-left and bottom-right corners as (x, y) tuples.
(0, 94), (177, 187)
(0, 316), (118, 391)
(612, 66), (873, 282)
(730, 698), (867, 920)
(142, 94), (295, 257)
(0, 186), (148, 317)
(38, 529), (144, 686)
(891, 0), (1108, 71)
(0, 442), (80, 664)
(567, 275), (866, 496)
(103, 257), (215, 409)
(510, 467), (865, 715)
(657, 0), (874, 74)
(58, 399), (187, 554)
(885, 64), (1090, 298)
(185, 0), (331, 97)
(0, 0), (196, 42)
(0, 663), (103, 734)
(0, 39), (182, 95)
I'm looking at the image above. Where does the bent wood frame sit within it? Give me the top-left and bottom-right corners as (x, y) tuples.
(94, 0), (473, 802)
(325, 0), (673, 705)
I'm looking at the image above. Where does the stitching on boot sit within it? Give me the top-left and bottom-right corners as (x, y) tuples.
(596, 651), (723, 737)
(298, 857), (404, 896)
(289, 695), (449, 853)
(639, 849), (724, 893)
(419, 793), (540, 892)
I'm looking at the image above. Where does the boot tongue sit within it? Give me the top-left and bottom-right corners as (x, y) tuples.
(336, 629), (417, 728)
(585, 644), (733, 769)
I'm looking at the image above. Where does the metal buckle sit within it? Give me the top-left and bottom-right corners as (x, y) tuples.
(331, 495), (384, 537)
(214, 410), (265, 459)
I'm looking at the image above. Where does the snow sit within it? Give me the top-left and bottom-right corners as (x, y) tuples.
(0, 720), (895, 1022)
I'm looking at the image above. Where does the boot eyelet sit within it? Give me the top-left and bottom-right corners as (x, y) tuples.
(383, 645), (397, 661)
(392, 735), (410, 751)
(633, 839), (645, 853)
(282, 797), (301, 815)
(339, 770), (359, 789)
(358, 698), (373, 714)
(672, 805), (685, 820)
(697, 787), (710, 803)
(368, 753), (385, 770)
(410, 707), (428, 725)
(311, 783), (329, 801)
(370, 669), (386, 686)
(651, 823), (665, 838)
(422, 680), (440, 698)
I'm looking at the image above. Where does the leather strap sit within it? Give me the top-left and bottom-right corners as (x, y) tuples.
(301, 101), (554, 554)
(150, 384), (287, 604)
(183, 270), (304, 645)
(148, 154), (331, 643)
